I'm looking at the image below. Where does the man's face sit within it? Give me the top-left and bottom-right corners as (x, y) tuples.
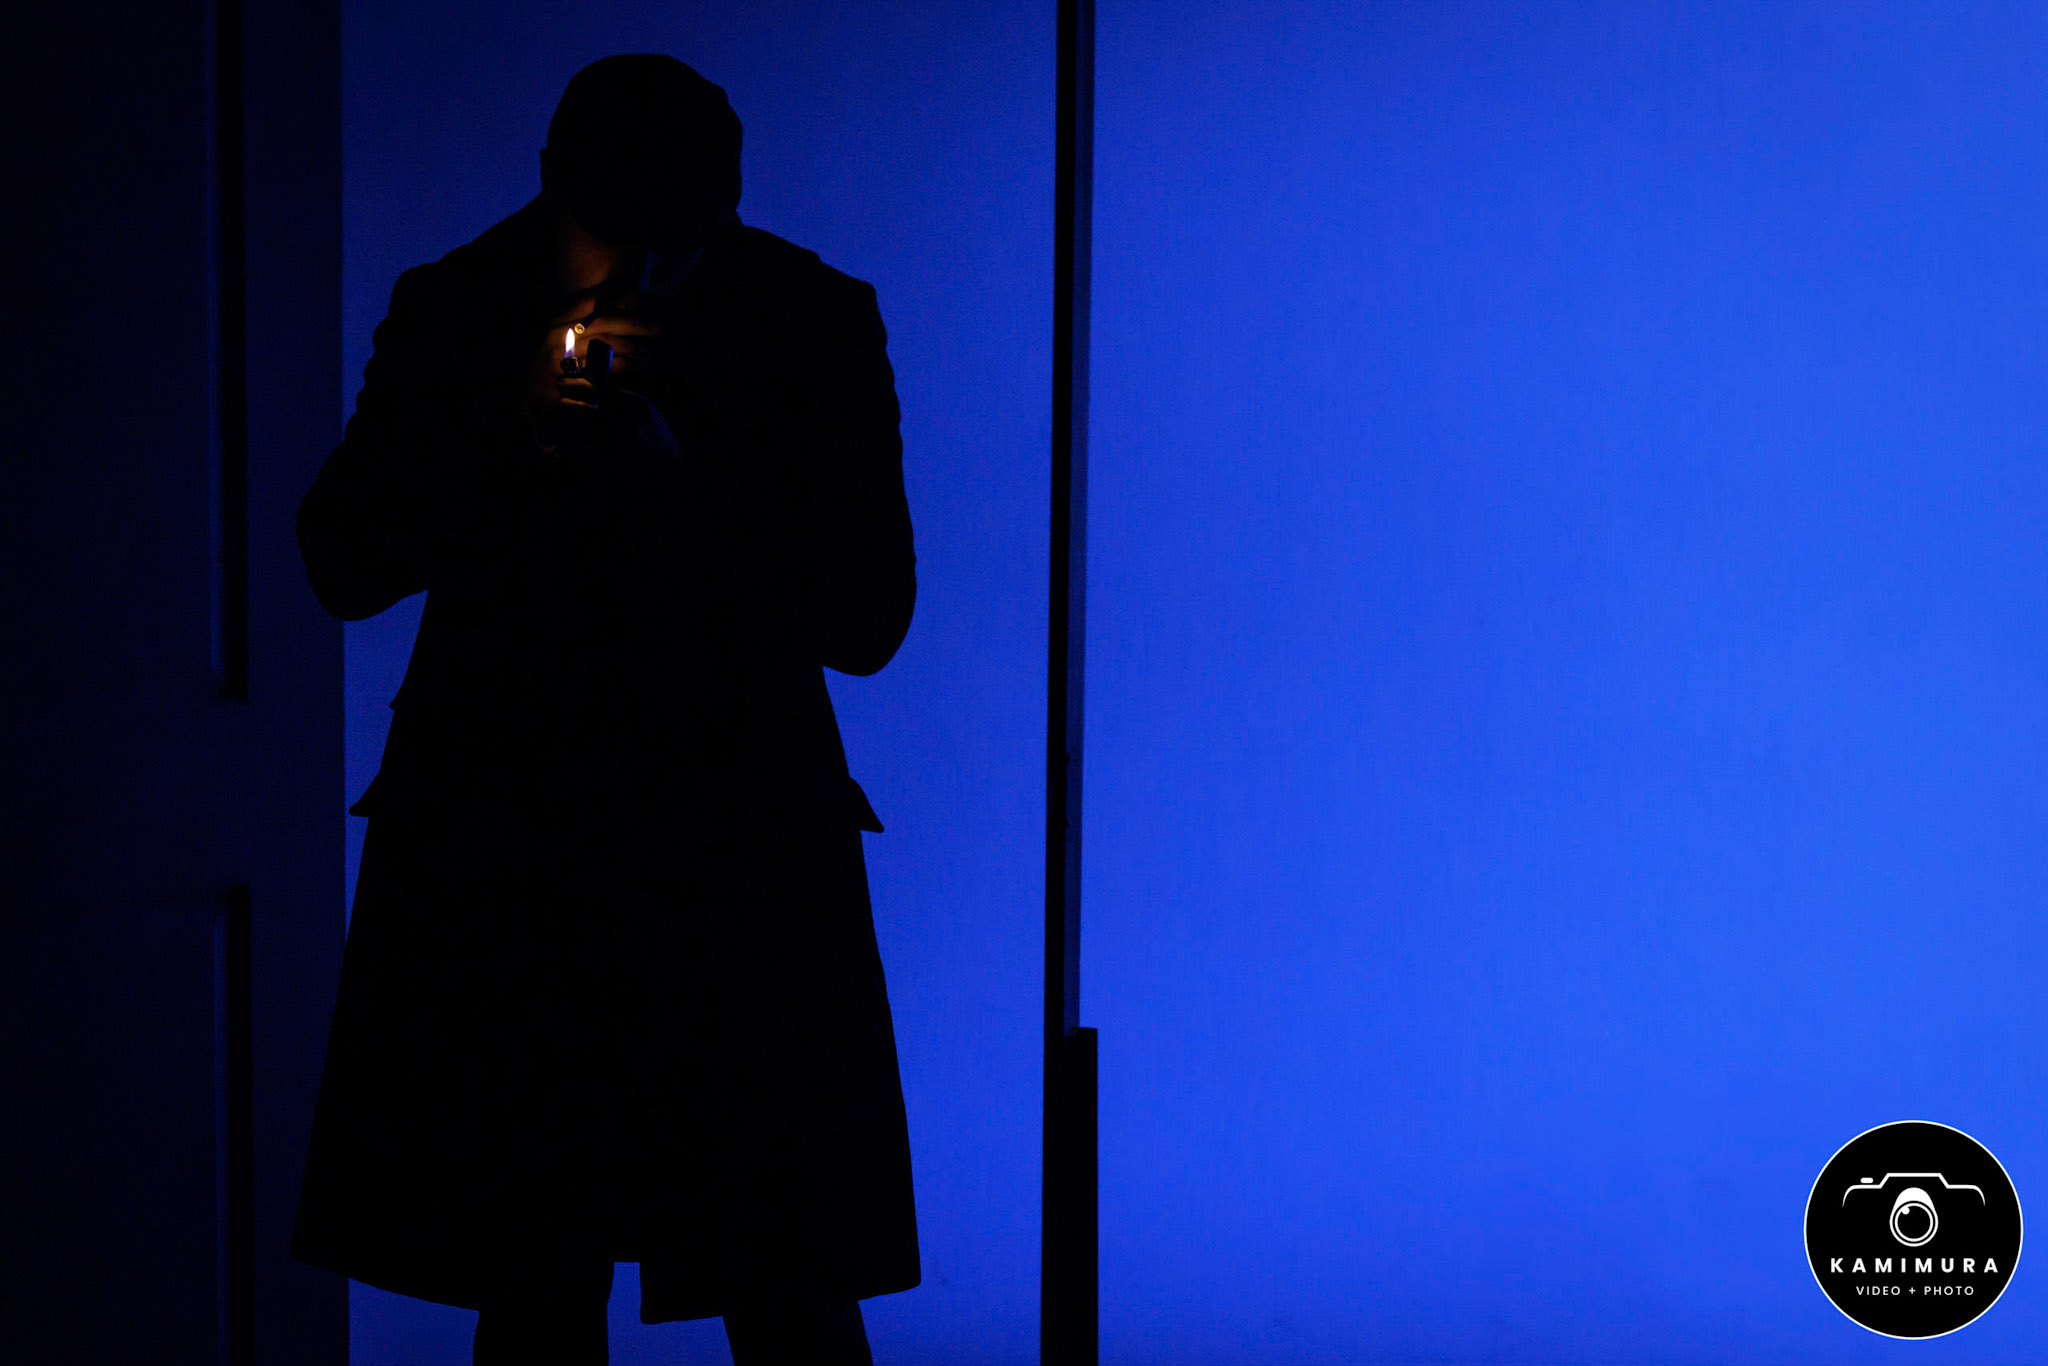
(542, 145), (729, 258)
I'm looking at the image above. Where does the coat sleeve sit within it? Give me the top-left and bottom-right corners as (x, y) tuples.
(797, 277), (917, 677)
(296, 263), (545, 621)
(708, 274), (917, 678)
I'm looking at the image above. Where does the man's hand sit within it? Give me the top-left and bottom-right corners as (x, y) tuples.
(525, 294), (605, 416)
(527, 301), (690, 464)
(526, 303), (681, 410)
(579, 306), (683, 395)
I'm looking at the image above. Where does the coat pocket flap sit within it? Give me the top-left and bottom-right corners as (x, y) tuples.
(347, 770), (387, 817)
(845, 776), (884, 833)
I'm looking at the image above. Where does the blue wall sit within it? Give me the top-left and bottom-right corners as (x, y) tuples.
(341, 4), (1050, 1361)
(1089, 2), (2048, 1361)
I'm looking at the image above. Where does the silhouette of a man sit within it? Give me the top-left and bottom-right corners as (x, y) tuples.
(291, 55), (919, 1365)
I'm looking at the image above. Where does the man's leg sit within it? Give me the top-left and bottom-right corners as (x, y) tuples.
(723, 1295), (871, 1366)
(473, 1259), (615, 1366)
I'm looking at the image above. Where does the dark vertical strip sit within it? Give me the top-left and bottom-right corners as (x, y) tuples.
(1050, 0), (1094, 1044)
(1044, 0), (1098, 1362)
(205, 0), (223, 681)
(209, 0), (250, 701)
(1044, 1026), (1098, 1363)
(215, 884), (254, 1366)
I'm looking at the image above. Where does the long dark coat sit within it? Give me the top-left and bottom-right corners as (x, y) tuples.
(289, 200), (920, 1320)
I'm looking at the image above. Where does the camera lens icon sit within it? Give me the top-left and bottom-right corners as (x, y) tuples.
(1890, 1186), (1938, 1247)
(1841, 1170), (1985, 1249)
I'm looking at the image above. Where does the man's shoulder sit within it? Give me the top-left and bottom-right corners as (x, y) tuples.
(719, 224), (877, 311)
(443, 197), (552, 276)
(388, 199), (551, 311)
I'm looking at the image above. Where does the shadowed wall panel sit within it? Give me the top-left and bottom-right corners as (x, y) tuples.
(1, 2), (345, 1361)
(0, 899), (222, 1360)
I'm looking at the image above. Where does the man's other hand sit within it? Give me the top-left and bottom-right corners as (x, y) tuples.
(580, 308), (679, 394)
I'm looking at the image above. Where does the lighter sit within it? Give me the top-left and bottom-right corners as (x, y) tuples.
(560, 321), (613, 386)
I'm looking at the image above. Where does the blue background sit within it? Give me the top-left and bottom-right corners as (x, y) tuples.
(343, 2), (2048, 1361)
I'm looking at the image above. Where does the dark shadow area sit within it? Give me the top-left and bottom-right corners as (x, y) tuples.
(2, 5), (347, 1362)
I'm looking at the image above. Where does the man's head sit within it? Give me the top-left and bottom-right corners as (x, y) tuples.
(540, 54), (742, 255)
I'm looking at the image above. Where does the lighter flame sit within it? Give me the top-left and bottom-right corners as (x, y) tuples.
(564, 329), (576, 360)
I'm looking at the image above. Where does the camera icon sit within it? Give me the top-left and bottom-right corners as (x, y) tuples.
(1842, 1172), (1986, 1247)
